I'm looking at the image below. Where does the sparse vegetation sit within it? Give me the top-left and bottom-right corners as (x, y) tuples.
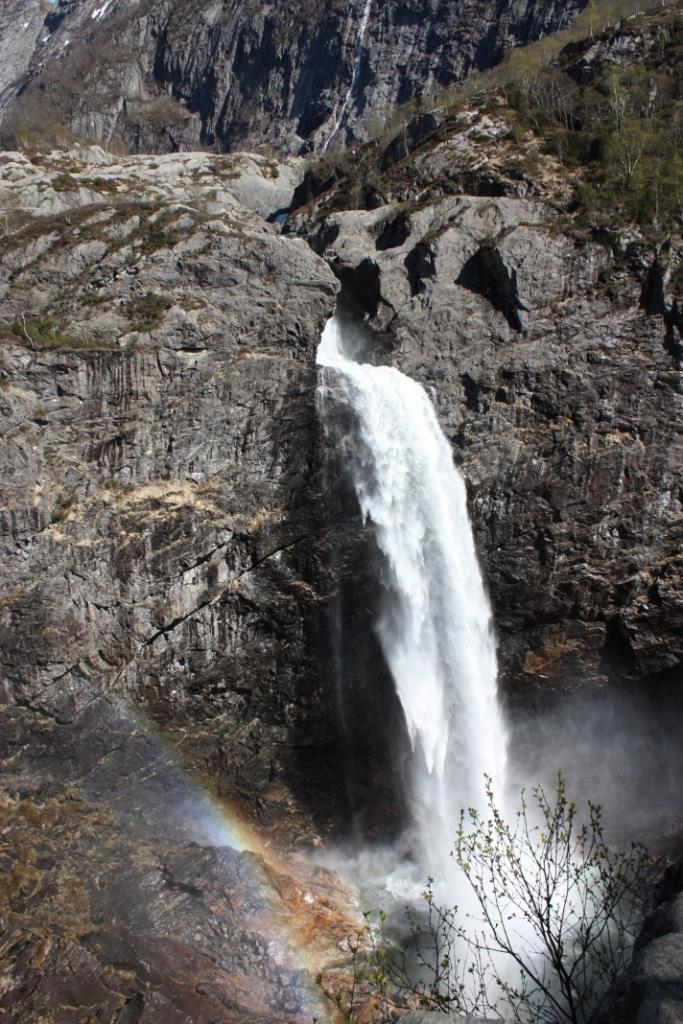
(138, 217), (182, 254)
(104, 477), (136, 495)
(125, 93), (191, 129)
(126, 291), (173, 332)
(0, 589), (24, 610)
(9, 316), (106, 351)
(81, 290), (116, 307)
(261, 158), (280, 180)
(0, 794), (109, 938)
(82, 176), (120, 194)
(303, 0), (683, 234)
(319, 778), (653, 1024)
(495, 11), (683, 226)
(51, 172), (80, 192)
(52, 492), (75, 522)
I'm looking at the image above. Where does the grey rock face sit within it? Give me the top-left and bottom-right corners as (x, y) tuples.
(0, 148), (351, 830)
(0, 145), (305, 221)
(298, 193), (683, 708)
(0, 0), (47, 119)
(0, 0), (586, 154)
(0, 148), (398, 1020)
(607, 867), (683, 1024)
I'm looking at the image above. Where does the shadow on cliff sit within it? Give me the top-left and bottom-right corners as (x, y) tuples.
(276, 340), (411, 846)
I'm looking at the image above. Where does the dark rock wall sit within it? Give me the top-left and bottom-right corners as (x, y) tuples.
(606, 859), (683, 1024)
(0, 0), (586, 154)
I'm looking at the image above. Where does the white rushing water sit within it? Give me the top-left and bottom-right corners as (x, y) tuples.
(323, 0), (373, 152)
(317, 316), (508, 885)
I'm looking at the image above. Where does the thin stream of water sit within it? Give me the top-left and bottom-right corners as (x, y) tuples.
(323, 0), (373, 152)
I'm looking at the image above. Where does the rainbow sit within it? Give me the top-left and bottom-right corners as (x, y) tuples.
(120, 702), (359, 1023)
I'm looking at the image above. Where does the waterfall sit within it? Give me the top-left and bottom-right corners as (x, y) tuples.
(323, 0), (373, 152)
(317, 315), (507, 884)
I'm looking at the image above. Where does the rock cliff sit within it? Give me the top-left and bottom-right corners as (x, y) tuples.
(0, 0), (46, 111)
(0, 147), (337, 805)
(2, 131), (681, 1020)
(0, 146), (377, 1022)
(2, 4), (683, 1021)
(0, 0), (586, 154)
(296, 191), (683, 710)
(0, 139), (409, 830)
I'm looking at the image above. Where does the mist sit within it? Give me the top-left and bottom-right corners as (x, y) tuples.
(507, 678), (683, 854)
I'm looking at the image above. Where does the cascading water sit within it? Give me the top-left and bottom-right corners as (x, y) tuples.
(317, 315), (508, 887)
(323, 0), (373, 152)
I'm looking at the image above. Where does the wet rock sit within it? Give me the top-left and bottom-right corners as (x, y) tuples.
(0, 745), (359, 1024)
(607, 869), (683, 1024)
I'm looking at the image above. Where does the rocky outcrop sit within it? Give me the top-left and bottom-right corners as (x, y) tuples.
(294, 188), (683, 708)
(563, 14), (680, 85)
(0, 140), (408, 829)
(0, 147), (413, 1022)
(0, 0), (587, 155)
(625, 892), (683, 1024)
(605, 860), (683, 1024)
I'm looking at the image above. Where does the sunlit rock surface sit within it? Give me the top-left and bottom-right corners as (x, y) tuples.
(0, 0), (586, 154)
(0, 147), (381, 1022)
(2, 7), (683, 1012)
(295, 186), (683, 710)
(0, 149), (356, 827)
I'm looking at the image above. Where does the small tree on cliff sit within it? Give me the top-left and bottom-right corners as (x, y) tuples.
(455, 776), (650, 1024)
(318, 776), (651, 1024)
